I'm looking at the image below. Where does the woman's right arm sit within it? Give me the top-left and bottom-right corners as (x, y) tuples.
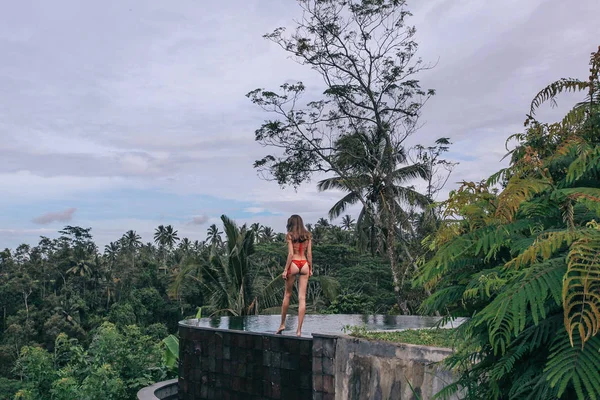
(283, 234), (293, 279)
(307, 237), (313, 276)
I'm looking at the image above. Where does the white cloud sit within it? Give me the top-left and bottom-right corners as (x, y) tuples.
(1, 0), (599, 247)
(244, 207), (265, 214)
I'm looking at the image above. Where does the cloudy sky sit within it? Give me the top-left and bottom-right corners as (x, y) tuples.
(1, 0), (598, 249)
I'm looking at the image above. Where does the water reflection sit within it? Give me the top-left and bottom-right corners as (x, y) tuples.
(181, 314), (466, 336)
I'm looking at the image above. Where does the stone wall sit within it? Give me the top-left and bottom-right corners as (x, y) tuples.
(179, 325), (313, 399)
(179, 323), (458, 400)
(312, 333), (458, 400)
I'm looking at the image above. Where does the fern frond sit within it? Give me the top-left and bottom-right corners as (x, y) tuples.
(462, 267), (506, 301)
(506, 230), (578, 269)
(530, 78), (589, 116)
(545, 334), (600, 399)
(496, 177), (552, 222)
(486, 168), (510, 187)
(476, 259), (566, 354)
(558, 187), (600, 217)
(564, 228), (600, 348)
(418, 285), (466, 315)
(567, 146), (600, 184)
(492, 315), (562, 387)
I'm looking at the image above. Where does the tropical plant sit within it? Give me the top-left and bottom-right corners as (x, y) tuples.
(318, 134), (431, 312)
(416, 46), (600, 400)
(341, 215), (355, 231)
(206, 224), (222, 249)
(247, 0), (436, 312)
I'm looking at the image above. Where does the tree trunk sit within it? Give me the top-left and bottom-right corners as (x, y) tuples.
(23, 289), (31, 320)
(385, 206), (410, 315)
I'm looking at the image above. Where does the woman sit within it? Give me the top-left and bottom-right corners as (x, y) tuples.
(276, 214), (312, 336)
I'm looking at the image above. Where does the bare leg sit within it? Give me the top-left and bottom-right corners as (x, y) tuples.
(277, 274), (296, 334)
(296, 273), (309, 336)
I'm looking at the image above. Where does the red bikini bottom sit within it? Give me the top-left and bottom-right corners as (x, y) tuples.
(289, 259), (308, 274)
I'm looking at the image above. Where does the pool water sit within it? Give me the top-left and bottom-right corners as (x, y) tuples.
(180, 314), (465, 336)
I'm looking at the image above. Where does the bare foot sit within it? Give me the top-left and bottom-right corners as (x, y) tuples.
(276, 325), (285, 335)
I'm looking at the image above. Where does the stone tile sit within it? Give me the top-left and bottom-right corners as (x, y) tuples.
(313, 375), (323, 392)
(300, 355), (311, 370)
(288, 339), (300, 353)
(299, 373), (311, 390)
(263, 350), (272, 366)
(254, 335), (263, 350)
(272, 351), (282, 368)
(223, 360), (231, 375)
(322, 357), (334, 375)
(263, 380), (272, 397)
(322, 339), (335, 358)
(312, 356), (322, 374)
(271, 337), (281, 352)
(272, 383), (281, 399)
(299, 340), (311, 355)
(323, 375), (334, 394)
(270, 367), (281, 384)
(312, 338), (323, 357)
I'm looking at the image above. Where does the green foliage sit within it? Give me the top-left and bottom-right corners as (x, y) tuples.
(0, 378), (23, 400)
(350, 327), (460, 348)
(162, 334), (179, 372)
(327, 292), (375, 314)
(417, 45), (600, 400)
(10, 323), (165, 400)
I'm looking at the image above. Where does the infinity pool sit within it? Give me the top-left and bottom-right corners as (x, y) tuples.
(180, 314), (465, 337)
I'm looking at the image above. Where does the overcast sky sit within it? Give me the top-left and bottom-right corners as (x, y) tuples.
(1, 0), (598, 249)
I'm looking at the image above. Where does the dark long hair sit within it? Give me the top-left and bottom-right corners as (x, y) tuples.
(286, 215), (311, 242)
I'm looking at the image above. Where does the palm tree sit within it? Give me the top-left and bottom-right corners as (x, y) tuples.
(163, 225), (180, 249)
(206, 224), (222, 249)
(154, 225), (179, 272)
(154, 225), (166, 247)
(122, 230), (141, 269)
(172, 215), (282, 316)
(103, 242), (120, 270)
(318, 130), (430, 313)
(316, 218), (330, 228)
(318, 140), (430, 253)
(179, 238), (192, 254)
(341, 215), (355, 231)
(259, 226), (276, 243)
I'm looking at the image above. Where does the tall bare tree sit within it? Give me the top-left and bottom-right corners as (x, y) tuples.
(247, 0), (434, 312)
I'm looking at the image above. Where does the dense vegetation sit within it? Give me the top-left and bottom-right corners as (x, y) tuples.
(417, 47), (600, 399)
(1, 213), (432, 398)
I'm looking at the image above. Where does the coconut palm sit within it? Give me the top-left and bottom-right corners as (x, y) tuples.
(178, 238), (192, 254)
(259, 226), (276, 243)
(122, 230), (141, 270)
(206, 224), (222, 249)
(341, 215), (355, 231)
(154, 225), (179, 273)
(318, 135), (430, 253)
(103, 242), (120, 269)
